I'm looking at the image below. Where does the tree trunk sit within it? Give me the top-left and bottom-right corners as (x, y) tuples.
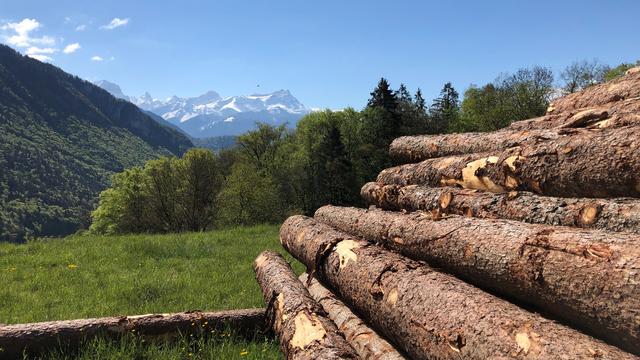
(299, 273), (406, 360)
(361, 182), (640, 234)
(0, 309), (266, 359)
(253, 250), (358, 360)
(314, 205), (640, 354)
(280, 215), (638, 360)
(380, 126), (640, 198)
(546, 66), (640, 115)
(389, 98), (640, 163)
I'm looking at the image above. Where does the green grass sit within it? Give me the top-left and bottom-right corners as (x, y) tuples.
(0, 225), (303, 359)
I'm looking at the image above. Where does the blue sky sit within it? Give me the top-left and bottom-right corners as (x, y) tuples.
(1, 0), (638, 109)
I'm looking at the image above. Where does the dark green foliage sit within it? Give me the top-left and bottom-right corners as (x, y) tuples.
(192, 135), (237, 152)
(91, 149), (223, 234)
(429, 82), (460, 134)
(0, 45), (192, 242)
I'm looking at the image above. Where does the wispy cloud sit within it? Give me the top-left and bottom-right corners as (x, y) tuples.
(101, 18), (129, 30)
(63, 43), (81, 54)
(75, 24), (87, 31)
(91, 55), (104, 61)
(1, 18), (55, 48)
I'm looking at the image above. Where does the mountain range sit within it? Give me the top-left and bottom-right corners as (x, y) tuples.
(95, 80), (310, 137)
(0, 45), (192, 242)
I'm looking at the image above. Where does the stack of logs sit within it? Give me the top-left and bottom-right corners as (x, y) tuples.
(254, 66), (640, 359)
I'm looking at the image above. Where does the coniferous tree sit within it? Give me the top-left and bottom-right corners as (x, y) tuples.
(414, 88), (426, 111)
(319, 125), (357, 206)
(429, 82), (460, 134)
(367, 78), (399, 113)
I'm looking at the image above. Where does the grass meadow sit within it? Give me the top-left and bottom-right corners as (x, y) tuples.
(0, 225), (303, 359)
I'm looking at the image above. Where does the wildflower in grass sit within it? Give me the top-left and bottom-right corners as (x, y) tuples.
(67, 264), (78, 269)
(240, 350), (249, 356)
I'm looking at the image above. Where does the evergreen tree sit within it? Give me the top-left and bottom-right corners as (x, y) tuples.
(367, 78), (399, 113)
(429, 82), (460, 134)
(414, 88), (426, 111)
(397, 83), (412, 103)
(319, 125), (357, 206)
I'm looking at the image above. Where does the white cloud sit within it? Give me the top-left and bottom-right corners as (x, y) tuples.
(25, 46), (56, 55)
(27, 54), (53, 62)
(2, 18), (56, 48)
(75, 24), (87, 31)
(91, 55), (104, 61)
(63, 43), (81, 54)
(101, 18), (129, 30)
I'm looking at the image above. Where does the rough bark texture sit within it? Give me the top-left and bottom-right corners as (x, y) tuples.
(314, 205), (640, 354)
(389, 98), (640, 162)
(280, 215), (638, 360)
(299, 273), (406, 360)
(546, 66), (640, 115)
(0, 309), (266, 359)
(361, 182), (640, 234)
(380, 126), (640, 198)
(253, 250), (358, 360)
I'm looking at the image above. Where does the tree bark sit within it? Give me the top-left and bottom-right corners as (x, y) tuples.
(379, 126), (640, 198)
(280, 216), (638, 359)
(546, 66), (640, 115)
(314, 205), (640, 354)
(253, 250), (358, 360)
(361, 182), (640, 234)
(299, 273), (406, 360)
(389, 97), (640, 163)
(0, 309), (266, 359)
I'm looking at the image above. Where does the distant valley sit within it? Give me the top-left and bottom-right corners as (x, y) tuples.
(95, 80), (310, 138)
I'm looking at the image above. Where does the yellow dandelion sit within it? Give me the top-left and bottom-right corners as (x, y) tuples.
(67, 264), (78, 269)
(240, 350), (249, 356)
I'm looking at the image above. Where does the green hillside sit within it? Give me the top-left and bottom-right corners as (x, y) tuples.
(0, 224), (298, 358)
(0, 45), (193, 242)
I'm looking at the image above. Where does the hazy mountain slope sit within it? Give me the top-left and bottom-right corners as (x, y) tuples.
(0, 45), (193, 242)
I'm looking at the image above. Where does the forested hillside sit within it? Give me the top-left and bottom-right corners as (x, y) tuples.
(0, 45), (193, 242)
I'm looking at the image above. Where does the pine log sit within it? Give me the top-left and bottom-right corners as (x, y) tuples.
(0, 309), (266, 359)
(379, 126), (640, 198)
(361, 182), (640, 234)
(280, 215), (638, 360)
(389, 98), (640, 162)
(314, 205), (640, 354)
(299, 273), (406, 360)
(546, 66), (640, 115)
(253, 250), (358, 360)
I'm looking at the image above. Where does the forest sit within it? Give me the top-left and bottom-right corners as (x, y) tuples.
(90, 59), (639, 234)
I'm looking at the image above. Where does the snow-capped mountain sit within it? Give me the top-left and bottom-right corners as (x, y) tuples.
(95, 80), (309, 137)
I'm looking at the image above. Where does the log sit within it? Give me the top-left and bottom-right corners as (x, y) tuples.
(389, 98), (640, 162)
(0, 308), (266, 359)
(280, 215), (638, 360)
(546, 66), (640, 115)
(253, 250), (358, 360)
(379, 126), (640, 198)
(299, 273), (406, 360)
(361, 182), (640, 234)
(314, 205), (640, 354)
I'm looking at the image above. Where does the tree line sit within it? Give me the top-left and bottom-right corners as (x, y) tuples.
(90, 59), (638, 234)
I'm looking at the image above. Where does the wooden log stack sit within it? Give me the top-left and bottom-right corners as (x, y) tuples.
(253, 67), (640, 359)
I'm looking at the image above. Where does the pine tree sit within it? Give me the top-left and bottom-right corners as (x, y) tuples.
(414, 88), (426, 111)
(397, 83), (412, 103)
(319, 125), (356, 206)
(429, 82), (460, 134)
(367, 78), (399, 113)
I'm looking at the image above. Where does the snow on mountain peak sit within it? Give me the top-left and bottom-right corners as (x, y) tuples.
(94, 80), (309, 137)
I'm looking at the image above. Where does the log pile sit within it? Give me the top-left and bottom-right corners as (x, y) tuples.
(254, 67), (640, 359)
